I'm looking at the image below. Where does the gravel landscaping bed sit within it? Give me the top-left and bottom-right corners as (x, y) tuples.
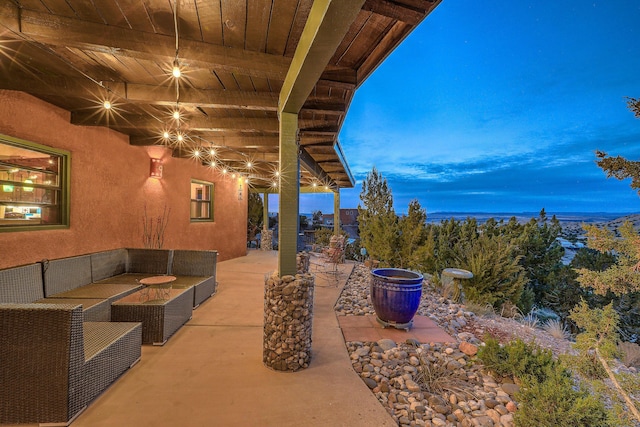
(335, 264), (581, 427)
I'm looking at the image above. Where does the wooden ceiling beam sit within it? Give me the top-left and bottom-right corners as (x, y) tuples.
(70, 111), (281, 133)
(362, 0), (426, 26)
(130, 134), (280, 148)
(279, 0), (366, 114)
(0, 73), (345, 115)
(356, 1), (440, 85)
(0, 2), (290, 80)
(71, 110), (335, 134)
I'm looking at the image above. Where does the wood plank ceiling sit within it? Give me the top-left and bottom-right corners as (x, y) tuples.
(0, 0), (440, 190)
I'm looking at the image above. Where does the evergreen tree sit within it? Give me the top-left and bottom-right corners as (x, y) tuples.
(397, 199), (428, 270)
(570, 95), (640, 423)
(358, 167), (399, 266)
(247, 192), (264, 241)
(456, 231), (527, 308)
(514, 210), (564, 308)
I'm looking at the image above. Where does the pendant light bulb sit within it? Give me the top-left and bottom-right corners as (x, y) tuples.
(172, 62), (181, 78)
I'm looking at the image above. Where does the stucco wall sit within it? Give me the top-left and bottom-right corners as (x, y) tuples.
(0, 90), (248, 269)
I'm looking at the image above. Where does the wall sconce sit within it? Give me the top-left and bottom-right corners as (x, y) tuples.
(150, 158), (163, 179)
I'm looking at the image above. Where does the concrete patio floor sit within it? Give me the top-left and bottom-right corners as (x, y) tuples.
(70, 250), (451, 427)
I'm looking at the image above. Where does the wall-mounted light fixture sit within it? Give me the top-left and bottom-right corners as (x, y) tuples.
(150, 158), (163, 179)
(237, 176), (243, 201)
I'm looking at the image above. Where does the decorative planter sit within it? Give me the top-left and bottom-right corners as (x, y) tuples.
(370, 268), (423, 330)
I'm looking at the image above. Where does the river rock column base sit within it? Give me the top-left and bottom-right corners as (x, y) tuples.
(297, 252), (310, 274)
(263, 272), (314, 372)
(260, 229), (273, 251)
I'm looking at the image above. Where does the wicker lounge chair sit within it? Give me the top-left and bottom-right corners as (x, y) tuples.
(0, 303), (141, 425)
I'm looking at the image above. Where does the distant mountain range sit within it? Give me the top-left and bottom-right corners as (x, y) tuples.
(424, 212), (630, 224)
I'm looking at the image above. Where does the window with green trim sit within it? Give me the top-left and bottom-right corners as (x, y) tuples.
(0, 134), (70, 232)
(190, 179), (213, 221)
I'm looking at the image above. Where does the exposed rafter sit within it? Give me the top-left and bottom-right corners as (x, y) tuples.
(0, 0), (441, 191)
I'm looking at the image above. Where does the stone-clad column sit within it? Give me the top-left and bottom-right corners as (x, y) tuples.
(263, 272), (314, 371)
(260, 228), (273, 251)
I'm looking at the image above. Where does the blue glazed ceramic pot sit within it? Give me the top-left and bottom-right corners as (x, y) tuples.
(370, 268), (423, 324)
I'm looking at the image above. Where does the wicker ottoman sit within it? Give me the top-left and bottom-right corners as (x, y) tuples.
(111, 287), (193, 345)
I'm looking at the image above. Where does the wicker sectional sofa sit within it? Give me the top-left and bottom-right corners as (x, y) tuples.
(0, 248), (217, 425)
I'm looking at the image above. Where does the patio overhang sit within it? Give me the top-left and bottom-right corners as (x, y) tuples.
(0, 0), (442, 272)
(0, 0), (441, 191)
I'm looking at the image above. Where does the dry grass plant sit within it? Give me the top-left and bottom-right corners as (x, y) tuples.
(500, 301), (522, 318)
(413, 346), (477, 399)
(543, 319), (571, 340)
(436, 276), (457, 301)
(519, 313), (539, 329)
(618, 341), (640, 368)
(464, 301), (496, 317)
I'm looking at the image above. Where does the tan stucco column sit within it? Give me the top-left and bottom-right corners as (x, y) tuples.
(333, 189), (340, 236)
(278, 112), (299, 276)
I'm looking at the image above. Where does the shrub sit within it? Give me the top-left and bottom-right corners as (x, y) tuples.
(561, 353), (607, 380)
(477, 337), (556, 383)
(457, 233), (527, 309)
(514, 363), (612, 427)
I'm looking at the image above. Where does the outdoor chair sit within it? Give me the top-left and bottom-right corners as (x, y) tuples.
(311, 237), (346, 285)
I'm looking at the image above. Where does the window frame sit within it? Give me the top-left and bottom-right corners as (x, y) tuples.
(0, 134), (70, 232)
(190, 179), (214, 222)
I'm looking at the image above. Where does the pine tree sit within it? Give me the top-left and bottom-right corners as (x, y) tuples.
(571, 95), (640, 423)
(397, 199), (428, 270)
(247, 192), (263, 244)
(357, 167), (399, 266)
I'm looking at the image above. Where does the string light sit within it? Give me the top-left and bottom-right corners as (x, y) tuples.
(172, 110), (180, 120)
(172, 59), (181, 78)
(209, 148), (216, 156)
(162, 131), (170, 139)
(103, 100), (111, 109)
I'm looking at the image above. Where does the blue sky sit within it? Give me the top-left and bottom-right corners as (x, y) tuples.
(298, 0), (640, 215)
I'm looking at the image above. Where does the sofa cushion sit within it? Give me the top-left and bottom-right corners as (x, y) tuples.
(171, 250), (217, 277)
(0, 263), (44, 303)
(42, 255), (92, 297)
(90, 249), (127, 282)
(126, 249), (170, 274)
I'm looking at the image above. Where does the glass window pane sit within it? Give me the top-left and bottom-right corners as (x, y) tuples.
(190, 180), (213, 221)
(0, 135), (69, 231)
